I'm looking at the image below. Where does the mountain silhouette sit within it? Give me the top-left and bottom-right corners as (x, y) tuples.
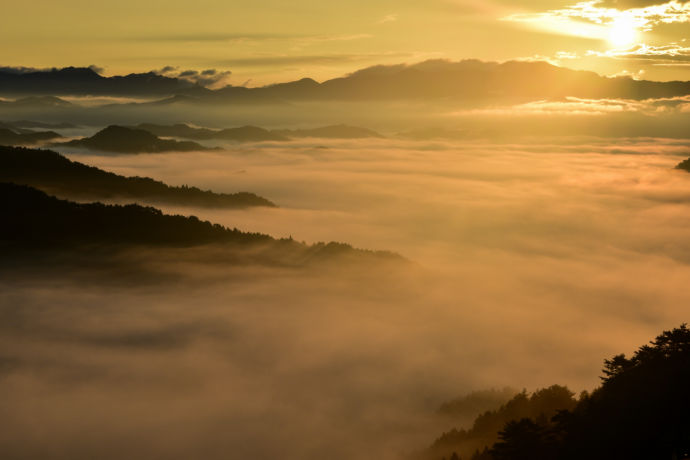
(0, 145), (275, 208)
(0, 96), (73, 108)
(259, 60), (690, 102)
(0, 183), (402, 266)
(141, 60), (690, 105)
(427, 324), (690, 460)
(0, 182), (272, 248)
(58, 125), (212, 153)
(0, 128), (62, 145)
(134, 123), (219, 139)
(0, 66), (196, 96)
(4, 60), (690, 102)
(135, 123), (382, 141)
(213, 125), (287, 141)
(134, 123), (287, 142)
(430, 386), (577, 460)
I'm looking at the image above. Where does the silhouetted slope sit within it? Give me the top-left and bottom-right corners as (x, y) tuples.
(0, 182), (271, 247)
(0, 128), (62, 145)
(0, 145), (274, 208)
(429, 386), (577, 460)
(0, 183), (403, 266)
(59, 125), (212, 153)
(0, 66), (196, 96)
(546, 325), (690, 460)
(438, 388), (518, 419)
(428, 325), (690, 460)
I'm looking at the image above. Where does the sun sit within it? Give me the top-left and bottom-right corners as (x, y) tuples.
(608, 16), (637, 47)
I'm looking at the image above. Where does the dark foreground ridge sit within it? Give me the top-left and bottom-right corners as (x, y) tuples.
(426, 324), (690, 460)
(0, 183), (402, 264)
(0, 145), (274, 208)
(57, 125), (213, 153)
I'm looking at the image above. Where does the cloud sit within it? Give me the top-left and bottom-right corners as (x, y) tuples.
(156, 67), (232, 88)
(132, 33), (297, 42)
(608, 68), (647, 78)
(88, 65), (105, 75)
(298, 33), (373, 44)
(598, 0), (673, 7)
(132, 33), (372, 45)
(218, 53), (408, 68)
(377, 13), (399, 24)
(504, 0), (690, 38)
(587, 42), (690, 62)
(516, 51), (581, 66)
(6, 136), (690, 459)
(457, 97), (641, 116)
(449, 94), (690, 123)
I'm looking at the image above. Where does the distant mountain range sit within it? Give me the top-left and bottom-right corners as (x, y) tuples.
(0, 67), (196, 96)
(8, 120), (77, 130)
(134, 123), (383, 141)
(2, 60), (690, 102)
(0, 128), (61, 145)
(58, 125), (213, 153)
(0, 123), (385, 151)
(135, 123), (288, 142)
(0, 96), (74, 109)
(0, 145), (274, 208)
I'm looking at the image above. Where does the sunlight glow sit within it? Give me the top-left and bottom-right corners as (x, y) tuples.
(608, 16), (637, 47)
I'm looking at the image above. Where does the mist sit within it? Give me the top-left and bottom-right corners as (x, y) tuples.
(3, 135), (690, 459)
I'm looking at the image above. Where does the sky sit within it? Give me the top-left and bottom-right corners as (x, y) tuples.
(3, 1), (690, 85)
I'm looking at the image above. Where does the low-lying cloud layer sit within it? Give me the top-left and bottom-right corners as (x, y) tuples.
(4, 137), (690, 459)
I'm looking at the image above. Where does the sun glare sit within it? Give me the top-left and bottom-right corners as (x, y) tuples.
(608, 16), (637, 47)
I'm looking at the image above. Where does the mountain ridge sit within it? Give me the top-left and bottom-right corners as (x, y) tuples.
(2, 60), (690, 102)
(0, 182), (403, 267)
(57, 125), (213, 153)
(0, 145), (275, 208)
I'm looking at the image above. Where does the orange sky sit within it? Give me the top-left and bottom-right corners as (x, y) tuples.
(3, 0), (690, 85)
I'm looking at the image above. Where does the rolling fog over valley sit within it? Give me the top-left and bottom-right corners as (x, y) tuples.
(4, 1), (690, 457)
(3, 134), (690, 458)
